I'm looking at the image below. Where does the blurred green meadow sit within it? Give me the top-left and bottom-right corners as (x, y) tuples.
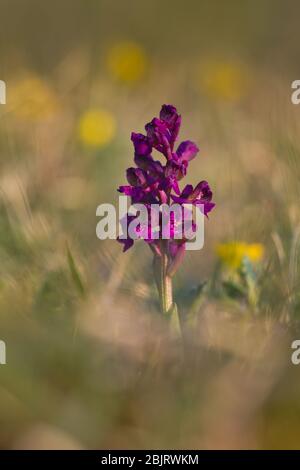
(1, 0), (300, 449)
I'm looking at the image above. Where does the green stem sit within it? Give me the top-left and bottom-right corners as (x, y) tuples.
(152, 243), (173, 315)
(160, 251), (173, 315)
(153, 244), (182, 341)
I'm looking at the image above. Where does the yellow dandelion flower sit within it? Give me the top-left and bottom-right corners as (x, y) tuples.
(197, 60), (249, 102)
(106, 41), (147, 84)
(216, 242), (264, 270)
(10, 76), (60, 120)
(78, 109), (116, 148)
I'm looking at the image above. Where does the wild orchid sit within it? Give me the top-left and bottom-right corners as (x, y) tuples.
(118, 105), (215, 325)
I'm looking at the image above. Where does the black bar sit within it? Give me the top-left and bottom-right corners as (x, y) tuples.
(1, 450), (300, 465)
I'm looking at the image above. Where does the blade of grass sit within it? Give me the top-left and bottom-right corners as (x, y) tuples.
(66, 243), (86, 299)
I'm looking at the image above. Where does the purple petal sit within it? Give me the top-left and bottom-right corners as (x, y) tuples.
(147, 160), (164, 178)
(126, 167), (147, 186)
(176, 140), (199, 162)
(117, 237), (134, 252)
(170, 195), (185, 204)
(145, 118), (168, 145)
(181, 184), (194, 199)
(195, 200), (216, 216)
(159, 105), (178, 124)
(118, 186), (144, 202)
(165, 159), (186, 181)
(160, 105), (181, 146)
(171, 178), (180, 195)
(145, 118), (172, 158)
(193, 180), (213, 201)
(131, 132), (152, 156)
(134, 154), (152, 171)
(117, 185), (133, 195)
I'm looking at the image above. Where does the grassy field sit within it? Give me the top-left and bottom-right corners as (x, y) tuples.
(0, 0), (300, 449)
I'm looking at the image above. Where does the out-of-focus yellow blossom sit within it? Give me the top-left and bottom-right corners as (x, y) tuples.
(78, 109), (116, 148)
(216, 242), (264, 270)
(10, 76), (60, 120)
(106, 41), (148, 84)
(197, 61), (249, 102)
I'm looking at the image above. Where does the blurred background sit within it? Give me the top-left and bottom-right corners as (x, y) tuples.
(0, 0), (300, 449)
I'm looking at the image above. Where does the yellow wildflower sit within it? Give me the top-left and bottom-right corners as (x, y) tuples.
(216, 242), (264, 270)
(78, 109), (116, 148)
(106, 41), (147, 84)
(10, 76), (59, 120)
(197, 60), (249, 102)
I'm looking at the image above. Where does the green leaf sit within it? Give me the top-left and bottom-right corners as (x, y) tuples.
(222, 280), (246, 300)
(66, 244), (86, 298)
(186, 281), (208, 324)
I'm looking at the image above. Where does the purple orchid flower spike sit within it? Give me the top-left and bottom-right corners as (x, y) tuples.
(117, 105), (215, 333)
